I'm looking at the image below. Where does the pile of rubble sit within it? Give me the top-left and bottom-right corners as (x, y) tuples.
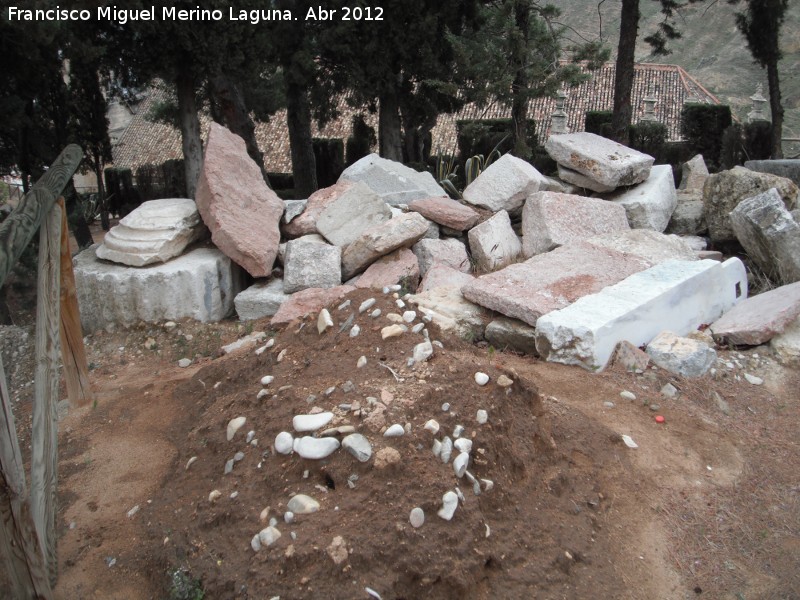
(74, 125), (800, 374)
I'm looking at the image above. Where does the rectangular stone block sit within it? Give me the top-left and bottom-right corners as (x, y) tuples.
(468, 210), (522, 272)
(74, 245), (243, 332)
(522, 192), (629, 257)
(710, 281), (800, 345)
(603, 165), (677, 232)
(316, 180), (392, 247)
(341, 212), (429, 279)
(283, 239), (342, 293)
(535, 258), (748, 371)
(462, 154), (548, 213)
(462, 242), (653, 327)
(234, 278), (290, 321)
(339, 153), (446, 205)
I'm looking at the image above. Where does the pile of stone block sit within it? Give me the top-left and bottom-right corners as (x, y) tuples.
(74, 123), (800, 369)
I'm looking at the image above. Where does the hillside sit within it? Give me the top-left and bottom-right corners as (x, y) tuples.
(557, 0), (800, 154)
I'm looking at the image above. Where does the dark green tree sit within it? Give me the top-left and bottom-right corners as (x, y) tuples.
(730, 0), (788, 158)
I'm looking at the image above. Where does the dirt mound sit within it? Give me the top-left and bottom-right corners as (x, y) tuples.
(143, 289), (632, 599)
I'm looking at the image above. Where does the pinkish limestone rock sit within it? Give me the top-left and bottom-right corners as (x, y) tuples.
(355, 248), (420, 291)
(521, 191), (629, 258)
(270, 285), (356, 326)
(408, 196), (481, 231)
(195, 123), (284, 277)
(341, 212), (429, 279)
(462, 241), (652, 326)
(710, 281), (800, 346)
(283, 181), (355, 237)
(418, 263), (475, 292)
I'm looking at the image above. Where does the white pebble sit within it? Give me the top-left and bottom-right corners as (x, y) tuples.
(402, 310), (416, 323)
(260, 375), (274, 386)
(440, 437), (453, 463)
(476, 409), (488, 425)
(383, 424), (405, 437)
(454, 438), (472, 454)
(284, 511), (294, 524)
(359, 298), (376, 313)
(350, 324), (361, 338)
(275, 431), (294, 454)
(293, 412), (334, 432)
(294, 436), (340, 459)
(437, 491), (459, 521)
(441, 402), (450, 412)
(251, 534), (262, 552)
(317, 309), (334, 334)
(474, 372), (489, 386)
(620, 390), (636, 401)
(744, 373), (763, 386)
(411, 322), (425, 334)
(423, 419), (440, 434)
(452, 424), (464, 438)
(357, 356), (367, 368)
(370, 309), (382, 318)
(256, 389), (269, 400)
(432, 439), (442, 457)
(395, 299), (405, 309)
(409, 507), (425, 528)
(258, 526), (281, 547)
(226, 416), (246, 441)
(622, 434), (639, 449)
(453, 452), (469, 478)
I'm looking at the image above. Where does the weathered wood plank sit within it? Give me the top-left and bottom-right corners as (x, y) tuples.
(30, 204), (62, 587)
(0, 355), (53, 599)
(56, 198), (94, 408)
(0, 144), (82, 289)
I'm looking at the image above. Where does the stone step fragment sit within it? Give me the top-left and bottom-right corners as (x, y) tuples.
(710, 281), (800, 345)
(234, 278), (291, 321)
(535, 258), (747, 371)
(602, 165), (677, 232)
(462, 154), (548, 213)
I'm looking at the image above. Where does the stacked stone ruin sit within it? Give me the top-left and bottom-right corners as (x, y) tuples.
(74, 124), (800, 371)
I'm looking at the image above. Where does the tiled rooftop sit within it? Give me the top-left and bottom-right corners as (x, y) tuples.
(112, 63), (719, 175)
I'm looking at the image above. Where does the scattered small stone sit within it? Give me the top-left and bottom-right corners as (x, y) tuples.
(287, 494), (320, 514)
(224, 459), (235, 474)
(230, 491), (239, 499)
(256, 389), (269, 400)
(144, 337), (156, 350)
(412, 341), (433, 363)
(440, 437), (453, 463)
(350, 324), (361, 338)
(233, 451), (245, 462)
(411, 322), (425, 334)
(424, 419), (440, 434)
(384, 423), (405, 437)
(454, 438), (473, 454)
(620, 390), (636, 401)
(226, 416), (247, 441)
(452, 424), (464, 438)
(255, 339), (275, 355)
(402, 310), (417, 323)
(437, 491), (459, 521)
(326, 535), (349, 565)
(260, 375), (274, 386)
(481, 479), (494, 492)
(386, 313), (405, 323)
(258, 526), (281, 547)
(603, 401), (615, 408)
(277, 349), (287, 362)
(381, 324), (407, 340)
(126, 505), (140, 518)
(178, 358), (192, 368)
(250, 534), (262, 552)
(317, 309), (334, 334)
(208, 490), (222, 503)
(342, 380), (356, 393)
(324, 386), (336, 396)
(246, 431), (255, 444)
(621, 434), (639, 449)
(293, 412), (334, 432)
(359, 298), (376, 313)
(453, 452), (469, 477)
(476, 409), (488, 424)
(342, 433), (372, 462)
(284, 511), (294, 524)
(410, 507), (425, 528)
(649, 403), (660, 412)
(294, 436), (340, 459)
(441, 402), (450, 412)
(432, 439), (442, 457)
(744, 373), (764, 386)
(374, 447), (401, 469)
(496, 374), (513, 387)
(185, 456), (197, 470)
(432, 340), (444, 349)
(357, 355), (367, 368)
(712, 391), (730, 415)
(338, 299), (351, 311)
(660, 383), (678, 398)
(366, 587), (383, 600)
(338, 313), (355, 333)
(474, 372), (489, 386)
(396, 299), (406, 309)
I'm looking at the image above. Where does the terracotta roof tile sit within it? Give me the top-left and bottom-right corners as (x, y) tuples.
(112, 63), (718, 175)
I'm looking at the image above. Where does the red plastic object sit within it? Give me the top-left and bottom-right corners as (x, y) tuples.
(655, 415), (666, 424)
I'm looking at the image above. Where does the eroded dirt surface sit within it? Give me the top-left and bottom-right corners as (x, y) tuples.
(1, 287), (798, 600)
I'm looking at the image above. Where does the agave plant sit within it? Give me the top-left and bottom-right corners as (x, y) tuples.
(464, 134), (507, 186)
(435, 149), (462, 199)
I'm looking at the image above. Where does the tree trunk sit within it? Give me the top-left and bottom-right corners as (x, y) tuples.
(94, 153), (109, 231)
(379, 89), (403, 162)
(210, 75), (272, 186)
(175, 71), (203, 199)
(511, 0), (532, 158)
(766, 60), (784, 159)
(285, 78), (317, 198)
(611, 0), (640, 145)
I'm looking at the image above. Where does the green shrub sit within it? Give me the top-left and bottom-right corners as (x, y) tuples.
(680, 104), (732, 172)
(456, 118), (533, 162)
(628, 121), (668, 161)
(584, 110), (613, 137)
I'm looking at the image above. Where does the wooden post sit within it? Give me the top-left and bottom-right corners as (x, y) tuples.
(30, 203), (62, 587)
(0, 144), (82, 289)
(57, 198), (94, 408)
(0, 354), (53, 599)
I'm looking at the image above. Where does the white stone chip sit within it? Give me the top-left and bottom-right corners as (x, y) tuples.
(287, 494), (320, 514)
(476, 409), (488, 424)
(258, 526), (281, 546)
(357, 356), (367, 368)
(438, 491), (459, 520)
(292, 412), (334, 432)
(317, 308), (334, 334)
(294, 436), (340, 459)
(226, 416), (246, 441)
(453, 452), (470, 478)
(454, 438), (473, 454)
(410, 507), (425, 528)
(359, 298), (377, 313)
(474, 372), (490, 386)
(260, 375), (274, 386)
(622, 434), (639, 449)
(424, 419), (440, 434)
(383, 424), (405, 437)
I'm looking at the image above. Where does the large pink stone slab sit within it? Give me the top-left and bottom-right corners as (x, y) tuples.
(461, 242), (652, 326)
(195, 123), (284, 277)
(355, 248), (420, 291)
(710, 281), (800, 345)
(283, 180), (355, 237)
(270, 285), (356, 326)
(522, 192), (629, 257)
(408, 196), (481, 231)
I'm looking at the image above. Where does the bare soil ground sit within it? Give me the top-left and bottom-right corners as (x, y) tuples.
(1, 263), (799, 599)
